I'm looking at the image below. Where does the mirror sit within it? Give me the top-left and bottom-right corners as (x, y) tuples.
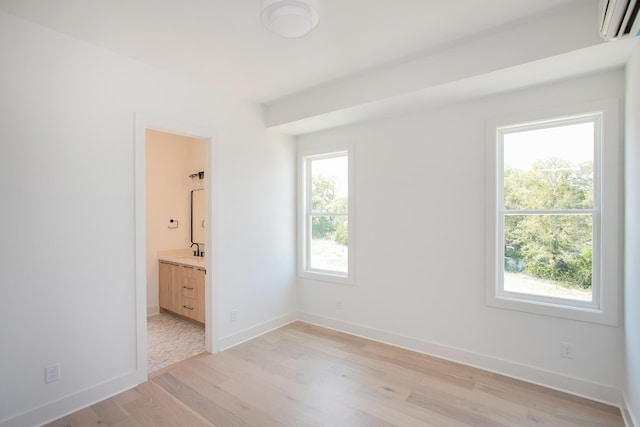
(191, 189), (205, 245)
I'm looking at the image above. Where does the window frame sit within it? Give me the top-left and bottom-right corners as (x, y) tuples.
(298, 145), (354, 285)
(485, 100), (620, 325)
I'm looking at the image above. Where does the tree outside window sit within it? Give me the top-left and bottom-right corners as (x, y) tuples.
(304, 152), (349, 276)
(500, 119), (598, 303)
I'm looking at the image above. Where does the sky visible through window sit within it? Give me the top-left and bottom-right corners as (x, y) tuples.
(504, 122), (594, 171)
(312, 155), (348, 202)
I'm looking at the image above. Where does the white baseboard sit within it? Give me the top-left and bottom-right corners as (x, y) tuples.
(622, 392), (638, 427)
(147, 304), (160, 317)
(4, 311), (624, 426)
(298, 311), (623, 407)
(217, 311), (298, 351)
(0, 372), (139, 427)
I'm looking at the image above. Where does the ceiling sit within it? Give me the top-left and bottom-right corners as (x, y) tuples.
(0, 0), (580, 104)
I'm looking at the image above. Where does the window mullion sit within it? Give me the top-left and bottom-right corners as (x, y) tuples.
(309, 212), (348, 216)
(504, 209), (596, 215)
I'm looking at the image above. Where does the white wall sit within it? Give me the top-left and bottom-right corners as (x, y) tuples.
(0, 11), (296, 426)
(145, 130), (204, 315)
(297, 70), (625, 404)
(624, 43), (640, 426)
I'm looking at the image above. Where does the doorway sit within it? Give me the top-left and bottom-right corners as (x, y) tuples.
(134, 114), (217, 382)
(145, 129), (206, 372)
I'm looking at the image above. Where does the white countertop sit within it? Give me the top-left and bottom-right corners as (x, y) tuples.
(159, 255), (206, 269)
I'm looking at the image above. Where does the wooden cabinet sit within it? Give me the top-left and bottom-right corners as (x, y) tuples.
(180, 265), (205, 323)
(159, 261), (205, 324)
(159, 261), (181, 313)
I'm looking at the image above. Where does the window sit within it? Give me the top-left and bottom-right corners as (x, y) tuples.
(486, 101), (619, 325)
(299, 148), (353, 283)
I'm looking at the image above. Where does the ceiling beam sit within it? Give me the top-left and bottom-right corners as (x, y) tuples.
(265, 0), (630, 135)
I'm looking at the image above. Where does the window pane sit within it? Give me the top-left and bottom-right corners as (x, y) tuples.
(311, 156), (348, 214)
(310, 215), (348, 273)
(503, 214), (592, 302)
(503, 122), (593, 210)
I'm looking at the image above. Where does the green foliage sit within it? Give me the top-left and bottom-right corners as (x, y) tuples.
(504, 157), (592, 210)
(504, 157), (593, 289)
(312, 217), (334, 239)
(334, 217), (348, 246)
(311, 175), (348, 246)
(312, 176), (338, 212)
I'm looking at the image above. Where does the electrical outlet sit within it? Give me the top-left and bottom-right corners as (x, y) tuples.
(561, 342), (574, 359)
(45, 364), (61, 384)
(230, 310), (237, 322)
(337, 300), (343, 310)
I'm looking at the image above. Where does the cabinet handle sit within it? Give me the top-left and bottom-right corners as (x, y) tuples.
(183, 286), (194, 290)
(183, 305), (194, 311)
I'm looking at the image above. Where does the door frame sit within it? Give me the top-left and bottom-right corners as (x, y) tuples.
(134, 113), (218, 383)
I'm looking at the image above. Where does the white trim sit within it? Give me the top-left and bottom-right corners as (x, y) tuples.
(0, 372), (139, 427)
(147, 305), (160, 317)
(217, 312), (298, 351)
(497, 113), (602, 311)
(298, 311), (624, 407)
(485, 99), (620, 325)
(134, 114), (220, 386)
(622, 392), (639, 427)
(297, 144), (355, 285)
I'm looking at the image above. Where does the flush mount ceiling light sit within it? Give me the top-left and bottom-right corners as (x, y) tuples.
(261, 0), (319, 39)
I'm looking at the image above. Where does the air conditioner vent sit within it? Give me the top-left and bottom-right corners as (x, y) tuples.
(599, 0), (640, 40)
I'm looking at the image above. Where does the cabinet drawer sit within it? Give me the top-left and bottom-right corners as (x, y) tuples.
(181, 296), (197, 310)
(181, 284), (197, 298)
(181, 297), (198, 316)
(158, 260), (205, 324)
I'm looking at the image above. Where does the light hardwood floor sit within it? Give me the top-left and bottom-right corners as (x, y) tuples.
(47, 322), (624, 426)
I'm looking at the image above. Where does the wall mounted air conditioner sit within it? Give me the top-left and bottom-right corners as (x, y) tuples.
(599, 0), (640, 40)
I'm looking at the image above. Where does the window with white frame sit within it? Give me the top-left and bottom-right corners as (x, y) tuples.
(299, 148), (353, 283)
(486, 101), (619, 325)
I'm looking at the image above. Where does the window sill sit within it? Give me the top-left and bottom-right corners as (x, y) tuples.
(485, 288), (616, 326)
(299, 270), (354, 285)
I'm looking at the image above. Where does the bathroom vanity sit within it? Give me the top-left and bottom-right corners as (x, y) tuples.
(157, 182), (206, 324)
(158, 257), (205, 324)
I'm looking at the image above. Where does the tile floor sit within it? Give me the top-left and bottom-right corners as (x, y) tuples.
(147, 312), (205, 373)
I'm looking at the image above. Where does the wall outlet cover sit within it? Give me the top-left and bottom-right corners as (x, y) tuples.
(561, 342), (574, 359)
(45, 364), (61, 384)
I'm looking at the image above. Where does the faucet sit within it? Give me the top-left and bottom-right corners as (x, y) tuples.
(191, 242), (201, 257)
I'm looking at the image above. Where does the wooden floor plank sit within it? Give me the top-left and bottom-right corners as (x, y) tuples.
(46, 321), (624, 427)
(152, 372), (248, 426)
(90, 398), (131, 425)
(407, 390), (511, 427)
(168, 364), (283, 427)
(45, 407), (102, 427)
(343, 410), (397, 427)
(122, 382), (213, 427)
